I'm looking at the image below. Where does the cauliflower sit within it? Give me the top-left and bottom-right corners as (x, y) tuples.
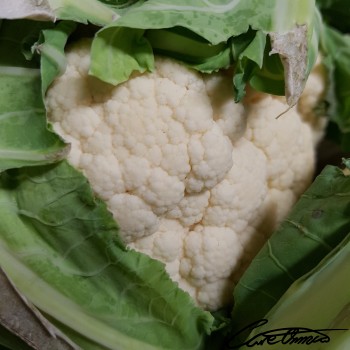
(46, 39), (326, 310)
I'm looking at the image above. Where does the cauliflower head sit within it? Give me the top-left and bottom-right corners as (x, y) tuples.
(46, 38), (326, 310)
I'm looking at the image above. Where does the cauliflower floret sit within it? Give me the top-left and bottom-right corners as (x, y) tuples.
(46, 39), (326, 310)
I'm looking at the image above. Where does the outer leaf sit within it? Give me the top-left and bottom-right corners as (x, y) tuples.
(0, 161), (213, 350)
(90, 0), (275, 85)
(101, 0), (277, 45)
(229, 163), (350, 344)
(2, 1), (323, 103)
(235, 234), (350, 350)
(0, 20), (69, 172)
(90, 0), (320, 104)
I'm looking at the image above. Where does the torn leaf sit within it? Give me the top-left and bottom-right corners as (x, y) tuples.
(269, 24), (308, 107)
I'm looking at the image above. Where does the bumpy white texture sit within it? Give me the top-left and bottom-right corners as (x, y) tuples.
(46, 39), (325, 310)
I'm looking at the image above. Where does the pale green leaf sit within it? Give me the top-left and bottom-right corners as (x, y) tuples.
(0, 20), (69, 172)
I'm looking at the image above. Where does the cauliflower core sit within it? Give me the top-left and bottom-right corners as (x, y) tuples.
(46, 39), (326, 310)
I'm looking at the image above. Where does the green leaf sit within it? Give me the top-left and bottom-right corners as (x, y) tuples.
(2, 1), (324, 103)
(145, 27), (231, 73)
(249, 39), (285, 96)
(0, 20), (69, 172)
(0, 161), (213, 350)
(38, 21), (77, 96)
(89, 0), (320, 93)
(90, 27), (154, 85)
(238, 234), (350, 350)
(232, 30), (267, 101)
(102, 0), (277, 45)
(228, 163), (350, 345)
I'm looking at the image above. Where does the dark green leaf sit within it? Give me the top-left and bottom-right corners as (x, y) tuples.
(228, 163), (350, 345)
